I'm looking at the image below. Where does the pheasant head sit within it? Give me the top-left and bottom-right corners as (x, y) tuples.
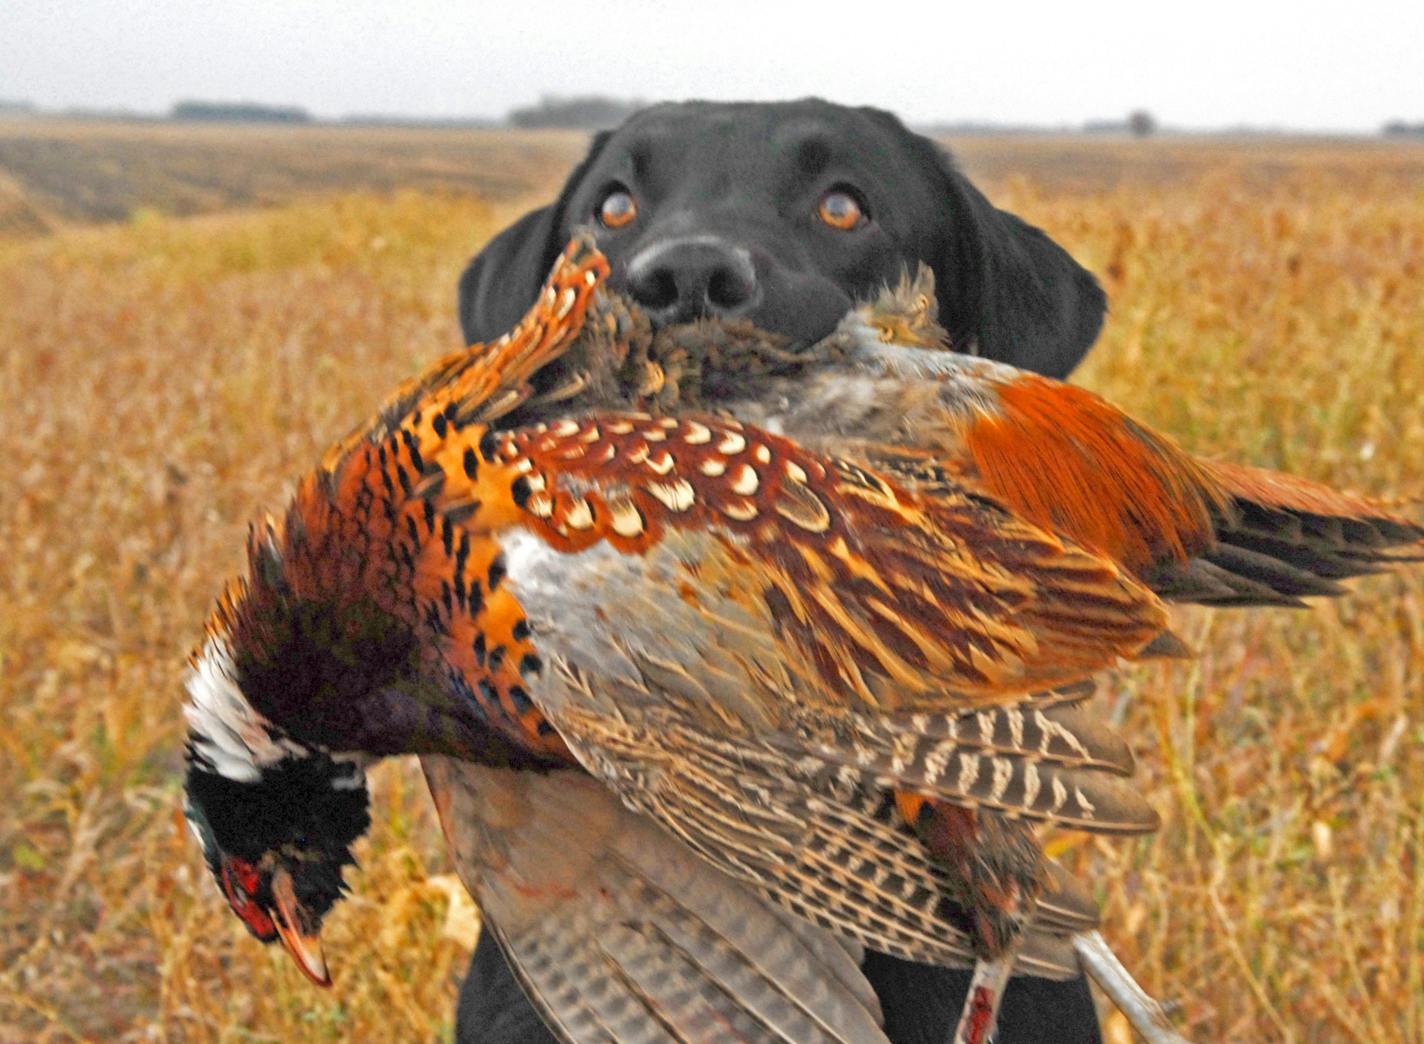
(183, 727), (367, 986)
(181, 528), (410, 986)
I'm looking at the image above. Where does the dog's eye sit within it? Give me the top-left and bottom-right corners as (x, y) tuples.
(598, 189), (637, 230)
(817, 190), (865, 231)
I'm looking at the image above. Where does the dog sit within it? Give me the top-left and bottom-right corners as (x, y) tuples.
(459, 99), (1105, 378)
(455, 98), (1106, 1044)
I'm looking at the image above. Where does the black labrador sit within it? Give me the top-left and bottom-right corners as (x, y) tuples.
(455, 98), (1106, 1044)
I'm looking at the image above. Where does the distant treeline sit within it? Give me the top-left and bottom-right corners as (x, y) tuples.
(166, 95), (640, 129)
(5, 95), (1422, 137)
(170, 101), (312, 124)
(507, 95), (645, 130)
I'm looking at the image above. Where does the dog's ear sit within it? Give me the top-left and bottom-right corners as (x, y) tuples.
(457, 205), (563, 343)
(929, 149), (1107, 379)
(457, 132), (613, 344)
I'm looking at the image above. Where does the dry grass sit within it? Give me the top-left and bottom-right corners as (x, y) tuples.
(1, 132), (1422, 1042)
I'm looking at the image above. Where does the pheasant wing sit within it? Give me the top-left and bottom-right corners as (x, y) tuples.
(394, 409), (1164, 970)
(422, 411), (1170, 708)
(422, 757), (888, 1044)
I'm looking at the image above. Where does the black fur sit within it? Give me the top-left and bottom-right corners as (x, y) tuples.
(459, 99), (1106, 379)
(454, 99), (1106, 1043)
(863, 950), (1103, 1044)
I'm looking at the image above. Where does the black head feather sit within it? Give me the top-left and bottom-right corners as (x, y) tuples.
(184, 751), (371, 930)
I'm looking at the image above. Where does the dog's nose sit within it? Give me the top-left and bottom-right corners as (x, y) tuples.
(625, 238), (759, 324)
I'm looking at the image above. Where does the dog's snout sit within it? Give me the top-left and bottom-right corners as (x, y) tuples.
(625, 238), (759, 324)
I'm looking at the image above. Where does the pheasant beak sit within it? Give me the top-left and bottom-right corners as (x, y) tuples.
(270, 867), (331, 987)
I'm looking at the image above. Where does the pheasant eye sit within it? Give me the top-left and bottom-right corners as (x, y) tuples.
(221, 858), (278, 939)
(224, 874), (249, 910)
(817, 189), (865, 231)
(598, 188), (637, 230)
(221, 859), (260, 910)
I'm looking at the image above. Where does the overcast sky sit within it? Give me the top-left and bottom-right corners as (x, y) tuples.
(4, 1), (1421, 131)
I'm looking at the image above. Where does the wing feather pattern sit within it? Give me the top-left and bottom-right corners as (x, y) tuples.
(406, 407), (1170, 973)
(422, 759), (888, 1044)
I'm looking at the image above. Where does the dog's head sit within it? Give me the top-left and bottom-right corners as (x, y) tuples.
(459, 99), (1106, 379)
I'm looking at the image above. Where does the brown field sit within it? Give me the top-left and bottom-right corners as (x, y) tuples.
(0, 120), (590, 235)
(1, 122), (1422, 1042)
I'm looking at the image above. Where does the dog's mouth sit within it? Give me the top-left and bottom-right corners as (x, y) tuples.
(514, 264), (942, 427)
(512, 309), (819, 427)
(630, 266), (947, 408)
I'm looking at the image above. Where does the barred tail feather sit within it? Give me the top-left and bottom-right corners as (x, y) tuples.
(1153, 459), (1424, 608)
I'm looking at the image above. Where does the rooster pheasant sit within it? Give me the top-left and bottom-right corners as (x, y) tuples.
(182, 238), (1422, 1044)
